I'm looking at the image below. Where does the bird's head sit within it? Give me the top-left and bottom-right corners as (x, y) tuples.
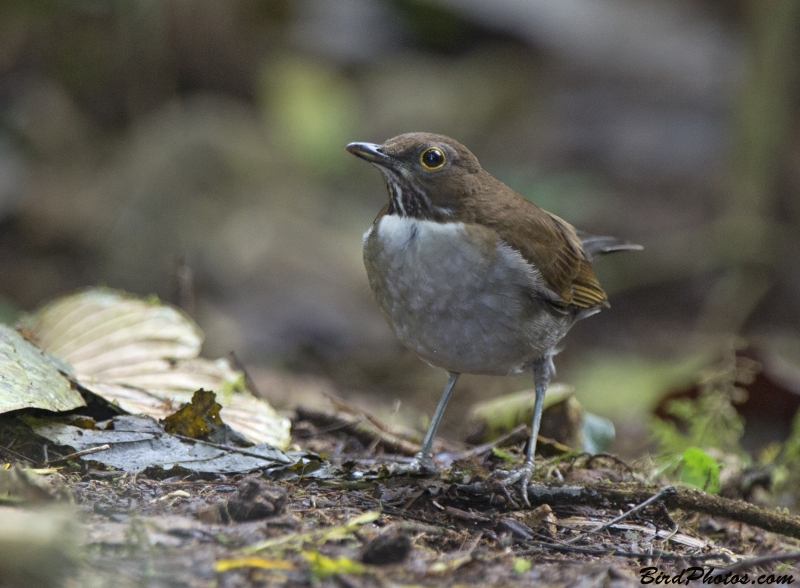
(346, 132), (488, 221)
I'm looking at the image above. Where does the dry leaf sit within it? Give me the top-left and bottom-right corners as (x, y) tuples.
(21, 289), (290, 448)
(0, 326), (85, 415)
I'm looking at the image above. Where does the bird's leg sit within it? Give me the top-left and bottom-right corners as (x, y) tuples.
(495, 356), (551, 505)
(397, 372), (459, 474)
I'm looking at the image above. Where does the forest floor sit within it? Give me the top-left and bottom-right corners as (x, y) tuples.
(4, 404), (800, 588)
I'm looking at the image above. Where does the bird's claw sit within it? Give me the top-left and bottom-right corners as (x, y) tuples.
(494, 462), (535, 506)
(387, 453), (439, 476)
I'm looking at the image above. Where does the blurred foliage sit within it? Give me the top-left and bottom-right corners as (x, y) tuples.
(651, 347), (747, 456)
(677, 446), (721, 494)
(570, 351), (707, 418)
(259, 56), (358, 176)
(302, 550), (366, 581)
(650, 346), (750, 493)
(771, 408), (800, 507)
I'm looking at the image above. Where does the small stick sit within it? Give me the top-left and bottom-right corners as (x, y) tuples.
(584, 452), (635, 474)
(171, 435), (293, 463)
(49, 444), (111, 464)
(297, 405), (421, 457)
(563, 485), (677, 544)
(229, 351), (260, 397)
(708, 550), (800, 578)
(455, 425), (529, 460)
(521, 540), (731, 563)
(0, 444), (36, 464)
(327, 395), (434, 448)
(444, 506), (492, 524)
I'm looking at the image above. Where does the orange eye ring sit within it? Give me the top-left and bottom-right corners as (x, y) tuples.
(420, 147), (446, 170)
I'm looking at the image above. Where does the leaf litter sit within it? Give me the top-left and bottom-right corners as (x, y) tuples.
(0, 325), (85, 414)
(4, 402), (800, 586)
(19, 288), (290, 448)
(2, 291), (800, 586)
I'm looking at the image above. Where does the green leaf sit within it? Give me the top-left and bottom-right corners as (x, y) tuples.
(512, 558), (532, 574)
(242, 511), (380, 554)
(491, 447), (516, 468)
(302, 551), (365, 580)
(679, 447), (720, 494)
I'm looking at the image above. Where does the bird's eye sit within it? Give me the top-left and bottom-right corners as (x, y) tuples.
(420, 147), (446, 170)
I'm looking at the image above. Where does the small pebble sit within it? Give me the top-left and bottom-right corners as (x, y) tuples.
(362, 534), (412, 565)
(226, 478), (287, 522)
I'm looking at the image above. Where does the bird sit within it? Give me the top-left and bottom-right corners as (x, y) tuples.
(346, 132), (641, 502)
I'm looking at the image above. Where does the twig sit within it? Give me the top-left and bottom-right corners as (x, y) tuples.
(708, 551), (800, 578)
(452, 425), (529, 460)
(171, 435), (293, 464)
(292, 418), (354, 438)
(455, 481), (800, 540)
(327, 395), (417, 439)
(583, 453), (636, 475)
(0, 443), (36, 464)
(229, 351), (260, 397)
(520, 540), (732, 563)
(444, 506), (492, 524)
(296, 405), (421, 457)
(563, 485), (676, 544)
(49, 444), (111, 464)
(357, 495), (463, 533)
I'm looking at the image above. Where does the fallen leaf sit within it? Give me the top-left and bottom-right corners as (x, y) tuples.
(302, 550), (366, 580)
(26, 414), (299, 474)
(427, 552), (472, 576)
(242, 510), (381, 554)
(215, 557), (294, 572)
(0, 326), (85, 415)
(162, 389), (222, 438)
(512, 558), (532, 574)
(21, 289), (290, 448)
(516, 504), (558, 536)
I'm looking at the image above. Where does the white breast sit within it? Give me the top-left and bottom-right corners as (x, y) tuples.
(363, 214), (572, 375)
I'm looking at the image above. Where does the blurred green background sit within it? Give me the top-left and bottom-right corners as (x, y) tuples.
(1, 0), (799, 453)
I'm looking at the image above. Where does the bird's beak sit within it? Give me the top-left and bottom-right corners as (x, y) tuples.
(345, 142), (392, 167)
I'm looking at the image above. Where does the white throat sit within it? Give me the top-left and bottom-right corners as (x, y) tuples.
(375, 214), (464, 249)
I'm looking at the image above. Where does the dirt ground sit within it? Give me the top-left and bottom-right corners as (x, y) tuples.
(4, 407), (800, 588)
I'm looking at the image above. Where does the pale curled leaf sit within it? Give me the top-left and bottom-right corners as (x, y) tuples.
(21, 289), (290, 448)
(0, 325), (85, 415)
(22, 290), (202, 368)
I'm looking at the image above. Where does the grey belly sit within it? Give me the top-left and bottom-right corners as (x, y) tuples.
(363, 219), (574, 375)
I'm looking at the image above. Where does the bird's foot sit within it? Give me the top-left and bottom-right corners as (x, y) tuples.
(493, 461), (535, 507)
(387, 452), (439, 477)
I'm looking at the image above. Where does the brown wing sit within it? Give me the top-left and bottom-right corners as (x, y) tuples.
(479, 200), (609, 310)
